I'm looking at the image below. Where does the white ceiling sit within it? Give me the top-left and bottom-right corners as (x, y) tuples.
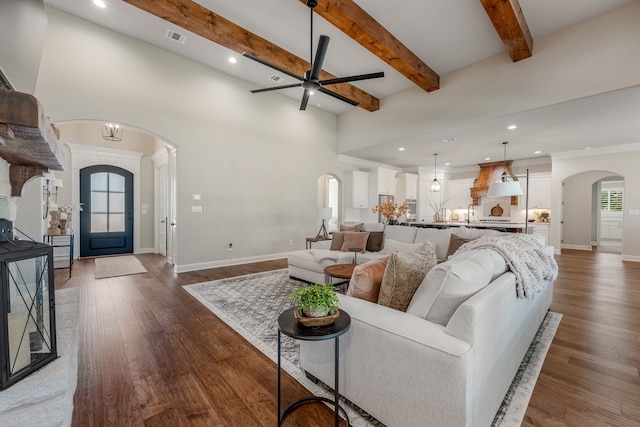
(42, 0), (640, 168)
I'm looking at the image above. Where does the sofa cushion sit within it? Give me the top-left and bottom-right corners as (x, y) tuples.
(377, 242), (437, 312)
(340, 223), (364, 232)
(330, 232), (345, 250)
(406, 249), (495, 325)
(347, 256), (390, 302)
(383, 225), (417, 244)
(414, 228), (453, 261)
(341, 232), (370, 252)
(366, 231), (384, 252)
(361, 222), (385, 232)
(380, 239), (424, 254)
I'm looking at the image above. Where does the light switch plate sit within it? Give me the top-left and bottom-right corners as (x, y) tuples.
(192, 194), (201, 201)
(191, 205), (204, 213)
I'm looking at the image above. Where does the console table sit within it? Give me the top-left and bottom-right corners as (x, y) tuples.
(43, 231), (74, 276)
(277, 308), (351, 426)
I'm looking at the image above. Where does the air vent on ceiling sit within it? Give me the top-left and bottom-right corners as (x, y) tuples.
(269, 75), (285, 83)
(166, 30), (187, 44)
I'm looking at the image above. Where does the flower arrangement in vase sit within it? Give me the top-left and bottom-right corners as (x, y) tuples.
(372, 201), (409, 225)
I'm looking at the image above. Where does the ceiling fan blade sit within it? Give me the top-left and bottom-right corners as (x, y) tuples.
(310, 35), (330, 81)
(300, 89), (311, 110)
(250, 83), (303, 93)
(318, 87), (359, 107)
(242, 52), (304, 81)
(320, 72), (385, 86)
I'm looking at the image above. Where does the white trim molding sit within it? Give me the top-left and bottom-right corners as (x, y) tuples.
(175, 252), (289, 273)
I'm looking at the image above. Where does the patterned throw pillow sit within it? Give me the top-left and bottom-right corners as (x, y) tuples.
(377, 242), (437, 312)
(347, 256), (390, 302)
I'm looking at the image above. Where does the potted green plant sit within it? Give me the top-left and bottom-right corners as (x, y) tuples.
(289, 284), (340, 321)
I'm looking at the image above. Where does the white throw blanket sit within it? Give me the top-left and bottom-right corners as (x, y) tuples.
(454, 234), (558, 299)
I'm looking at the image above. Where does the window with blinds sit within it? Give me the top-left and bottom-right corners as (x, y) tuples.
(601, 189), (623, 212)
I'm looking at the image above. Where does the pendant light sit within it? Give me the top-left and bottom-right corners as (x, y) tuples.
(430, 153), (442, 192)
(487, 142), (524, 197)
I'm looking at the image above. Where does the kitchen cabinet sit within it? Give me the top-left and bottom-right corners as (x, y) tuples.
(377, 167), (397, 196)
(601, 220), (623, 240)
(530, 223), (550, 244)
(446, 179), (475, 209)
(344, 170), (369, 208)
(519, 173), (551, 209)
(397, 173), (418, 201)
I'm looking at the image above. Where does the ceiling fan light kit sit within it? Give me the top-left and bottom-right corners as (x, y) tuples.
(242, 0), (384, 110)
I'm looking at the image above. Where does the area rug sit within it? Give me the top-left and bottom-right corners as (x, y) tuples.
(94, 255), (147, 279)
(183, 269), (562, 427)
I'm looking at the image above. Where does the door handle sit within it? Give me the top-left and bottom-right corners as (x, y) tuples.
(161, 220), (166, 223)
(170, 223), (176, 226)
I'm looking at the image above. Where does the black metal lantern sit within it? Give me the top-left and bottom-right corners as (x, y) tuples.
(0, 220), (56, 390)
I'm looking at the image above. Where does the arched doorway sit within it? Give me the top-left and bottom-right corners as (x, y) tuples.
(562, 171), (623, 253)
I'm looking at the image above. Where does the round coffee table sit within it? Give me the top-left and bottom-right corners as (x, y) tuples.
(277, 308), (351, 426)
(324, 263), (356, 285)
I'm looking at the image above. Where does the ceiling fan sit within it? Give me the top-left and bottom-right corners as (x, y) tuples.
(242, 0), (384, 111)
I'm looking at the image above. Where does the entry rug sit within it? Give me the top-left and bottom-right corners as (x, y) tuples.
(94, 255), (147, 279)
(183, 269), (562, 427)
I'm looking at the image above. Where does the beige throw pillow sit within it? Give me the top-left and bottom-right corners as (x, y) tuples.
(445, 234), (476, 258)
(341, 232), (370, 252)
(330, 232), (345, 250)
(377, 242), (437, 312)
(347, 256), (390, 302)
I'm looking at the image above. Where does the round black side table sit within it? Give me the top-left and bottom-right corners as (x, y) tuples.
(277, 307), (351, 427)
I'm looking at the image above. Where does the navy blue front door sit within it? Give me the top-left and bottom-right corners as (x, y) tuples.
(80, 165), (133, 257)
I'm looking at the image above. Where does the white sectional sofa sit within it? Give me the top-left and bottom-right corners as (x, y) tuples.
(287, 224), (501, 284)
(293, 225), (557, 427)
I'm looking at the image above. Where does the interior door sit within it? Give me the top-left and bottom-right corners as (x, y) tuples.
(80, 165), (134, 257)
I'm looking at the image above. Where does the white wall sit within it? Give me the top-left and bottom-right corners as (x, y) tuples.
(34, 8), (341, 271)
(551, 144), (640, 261)
(337, 2), (640, 153)
(0, 0), (47, 93)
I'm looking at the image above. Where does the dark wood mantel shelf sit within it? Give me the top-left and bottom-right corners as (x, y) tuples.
(0, 88), (64, 196)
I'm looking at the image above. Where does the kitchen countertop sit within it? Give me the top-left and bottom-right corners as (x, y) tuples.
(410, 221), (529, 229)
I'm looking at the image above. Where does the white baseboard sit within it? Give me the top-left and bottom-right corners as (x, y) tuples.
(621, 255), (640, 262)
(135, 247), (155, 254)
(175, 252), (289, 273)
(561, 244), (592, 251)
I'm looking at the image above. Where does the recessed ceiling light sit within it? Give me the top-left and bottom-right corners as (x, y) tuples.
(441, 137), (457, 143)
(445, 162), (451, 166)
(309, 91), (315, 96)
(508, 125), (518, 130)
(93, 0), (106, 8)
(485, 157), (491, 161)
(534, 150), (541, 154)
(398, 147), (406, 151)
(228, 57), (237, 64)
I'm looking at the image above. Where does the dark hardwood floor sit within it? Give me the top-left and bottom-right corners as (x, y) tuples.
(56, 249), (640, 426)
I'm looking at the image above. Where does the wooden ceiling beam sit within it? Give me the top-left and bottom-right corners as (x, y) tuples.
(480, 0), (533, 62)
(122, 0), (380, 111)
(305, 0), (440, 92)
